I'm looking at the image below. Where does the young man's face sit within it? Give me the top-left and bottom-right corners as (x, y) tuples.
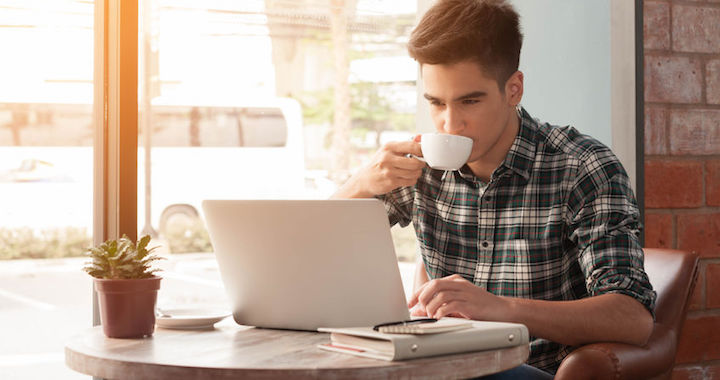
(421, 60), (522, 166)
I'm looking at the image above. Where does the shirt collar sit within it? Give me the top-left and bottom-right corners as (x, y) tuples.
(496, 106), (537, 182)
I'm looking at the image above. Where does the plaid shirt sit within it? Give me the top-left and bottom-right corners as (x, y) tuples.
(379, 107), (656, 373)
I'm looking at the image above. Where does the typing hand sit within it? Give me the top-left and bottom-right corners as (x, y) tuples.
(408, 274), (507, 321)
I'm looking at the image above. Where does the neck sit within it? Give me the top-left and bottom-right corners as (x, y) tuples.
(466, 108), (520, 182)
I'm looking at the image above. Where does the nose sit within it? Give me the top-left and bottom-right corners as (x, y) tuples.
(441, 106), (464, 134)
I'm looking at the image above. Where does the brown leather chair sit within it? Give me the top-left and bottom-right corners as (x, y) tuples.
(555, 248), (699, 380)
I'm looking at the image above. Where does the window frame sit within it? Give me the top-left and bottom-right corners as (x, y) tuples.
(92, 0), (139, 325)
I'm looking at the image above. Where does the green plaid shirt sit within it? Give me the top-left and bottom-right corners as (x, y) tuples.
(379, 107), (656, 373)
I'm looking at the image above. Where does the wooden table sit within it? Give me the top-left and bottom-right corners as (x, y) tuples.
(65, 323), (529, 379)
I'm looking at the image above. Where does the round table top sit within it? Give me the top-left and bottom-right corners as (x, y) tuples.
(65, 322), (529, 379)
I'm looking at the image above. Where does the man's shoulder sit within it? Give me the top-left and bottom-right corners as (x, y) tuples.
(530, 118), (621, 174)
(533, 121), (610, 160)
(521, 112), (630, 194)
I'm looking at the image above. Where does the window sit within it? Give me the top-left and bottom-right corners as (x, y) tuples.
(0, 1), (95, 378)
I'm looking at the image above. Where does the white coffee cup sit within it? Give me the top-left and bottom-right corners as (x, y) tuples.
(415, 133), (473, 170)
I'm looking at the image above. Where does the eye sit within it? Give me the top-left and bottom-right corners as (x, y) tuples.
(461, 99), (479, 105)
(429, 100), (444, 107)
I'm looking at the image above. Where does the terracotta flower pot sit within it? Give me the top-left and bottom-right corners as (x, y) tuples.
(94, 277), (161, 338)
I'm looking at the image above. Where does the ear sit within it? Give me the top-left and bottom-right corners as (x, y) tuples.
(504, 70), (524, 106)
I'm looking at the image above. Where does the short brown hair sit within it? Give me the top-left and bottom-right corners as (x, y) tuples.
(408, 0), (523, 88)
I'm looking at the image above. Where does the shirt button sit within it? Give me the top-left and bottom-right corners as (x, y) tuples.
(481, 241), (490, 248)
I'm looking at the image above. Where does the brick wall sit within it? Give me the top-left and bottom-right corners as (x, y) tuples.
(643, 1), (720, 378)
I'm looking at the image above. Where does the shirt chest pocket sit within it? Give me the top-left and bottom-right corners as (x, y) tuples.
(487, 239), (565, 299)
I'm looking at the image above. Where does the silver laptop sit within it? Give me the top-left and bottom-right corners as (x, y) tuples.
(202, 199), (411, 331)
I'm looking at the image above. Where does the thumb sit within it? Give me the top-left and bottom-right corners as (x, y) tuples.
(410, 307), (428, 317)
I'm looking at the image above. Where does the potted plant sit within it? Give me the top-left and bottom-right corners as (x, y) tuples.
(83, 234), (163, 338)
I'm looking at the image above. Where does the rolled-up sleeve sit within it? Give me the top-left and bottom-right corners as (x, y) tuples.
(376, 186), (415, 227)
(568, 161), (657, 316)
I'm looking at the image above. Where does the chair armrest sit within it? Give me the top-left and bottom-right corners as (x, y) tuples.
(555, 324), (675, 380)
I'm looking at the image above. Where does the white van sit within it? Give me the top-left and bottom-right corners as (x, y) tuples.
(0, 97), (307, 239)
(138, 97), (306, 237)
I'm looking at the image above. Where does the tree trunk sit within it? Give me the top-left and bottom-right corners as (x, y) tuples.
(329, 0), (353, 183)
(264, 0), (307, 98)
(8, 106), (29, 146)
(189, 107), (201, 147)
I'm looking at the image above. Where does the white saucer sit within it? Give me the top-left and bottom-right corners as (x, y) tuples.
(155, 308), (231, 330)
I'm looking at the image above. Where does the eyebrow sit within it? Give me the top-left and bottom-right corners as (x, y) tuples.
(423, 91), (488, 103)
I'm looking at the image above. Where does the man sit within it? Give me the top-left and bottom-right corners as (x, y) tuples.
(333, 0), (655, 377)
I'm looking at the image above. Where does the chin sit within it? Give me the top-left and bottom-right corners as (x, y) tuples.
(467, 149), (485, 162)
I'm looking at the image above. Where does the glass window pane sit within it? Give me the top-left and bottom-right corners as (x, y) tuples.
(138, 0), (420, 312)
(0, 1), (95, 378)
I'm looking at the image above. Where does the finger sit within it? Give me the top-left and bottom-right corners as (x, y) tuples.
(384, 140), (422, 157)
(432, 300), (470, 319)
(407, 281), (431, 308)
(423, 289), (462, 318)
(382, 149), (425, 170)
(393, 155), (427, 171)
(393, 168), (423, 181)
(368, 162), (419, 187)
(416, 280), (438, 308)
(410, 305), (428, 317)
(417, 279), (456, 309)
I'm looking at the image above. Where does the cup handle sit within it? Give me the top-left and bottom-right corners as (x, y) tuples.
(406, 153), (427, 163)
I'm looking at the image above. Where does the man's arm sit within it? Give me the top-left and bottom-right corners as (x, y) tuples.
(408, 273), (653, 347)
(331, 140), (424, 199)
(504, 291), (653, 347)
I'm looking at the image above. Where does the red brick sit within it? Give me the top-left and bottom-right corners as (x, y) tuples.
(645, 55), (703, 103)
(708, 160), (720, 206)
(670, 109), (720, 156)
(645, 213), (673, 248)
(645, 160), (704, 208)
(672, 365), (720, 380)
(672, 5), (720, 53)
(671, 367), (687, 380)
(707, 263), (720, 308)
(645, 106), (668, 155)
(677, 213), (720, 258)
(676, 315), (720, 363)
(688, 267), (703, 311)
(644, 1), (670, 50)
(708, 59), (720, 105)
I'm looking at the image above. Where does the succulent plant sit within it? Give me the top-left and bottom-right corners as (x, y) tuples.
(83, 234), (163, 279)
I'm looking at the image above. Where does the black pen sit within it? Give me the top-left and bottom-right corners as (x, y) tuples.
(372, 318), (438, 331)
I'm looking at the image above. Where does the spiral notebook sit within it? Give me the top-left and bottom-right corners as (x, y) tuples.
(377, 318), (474, 334)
